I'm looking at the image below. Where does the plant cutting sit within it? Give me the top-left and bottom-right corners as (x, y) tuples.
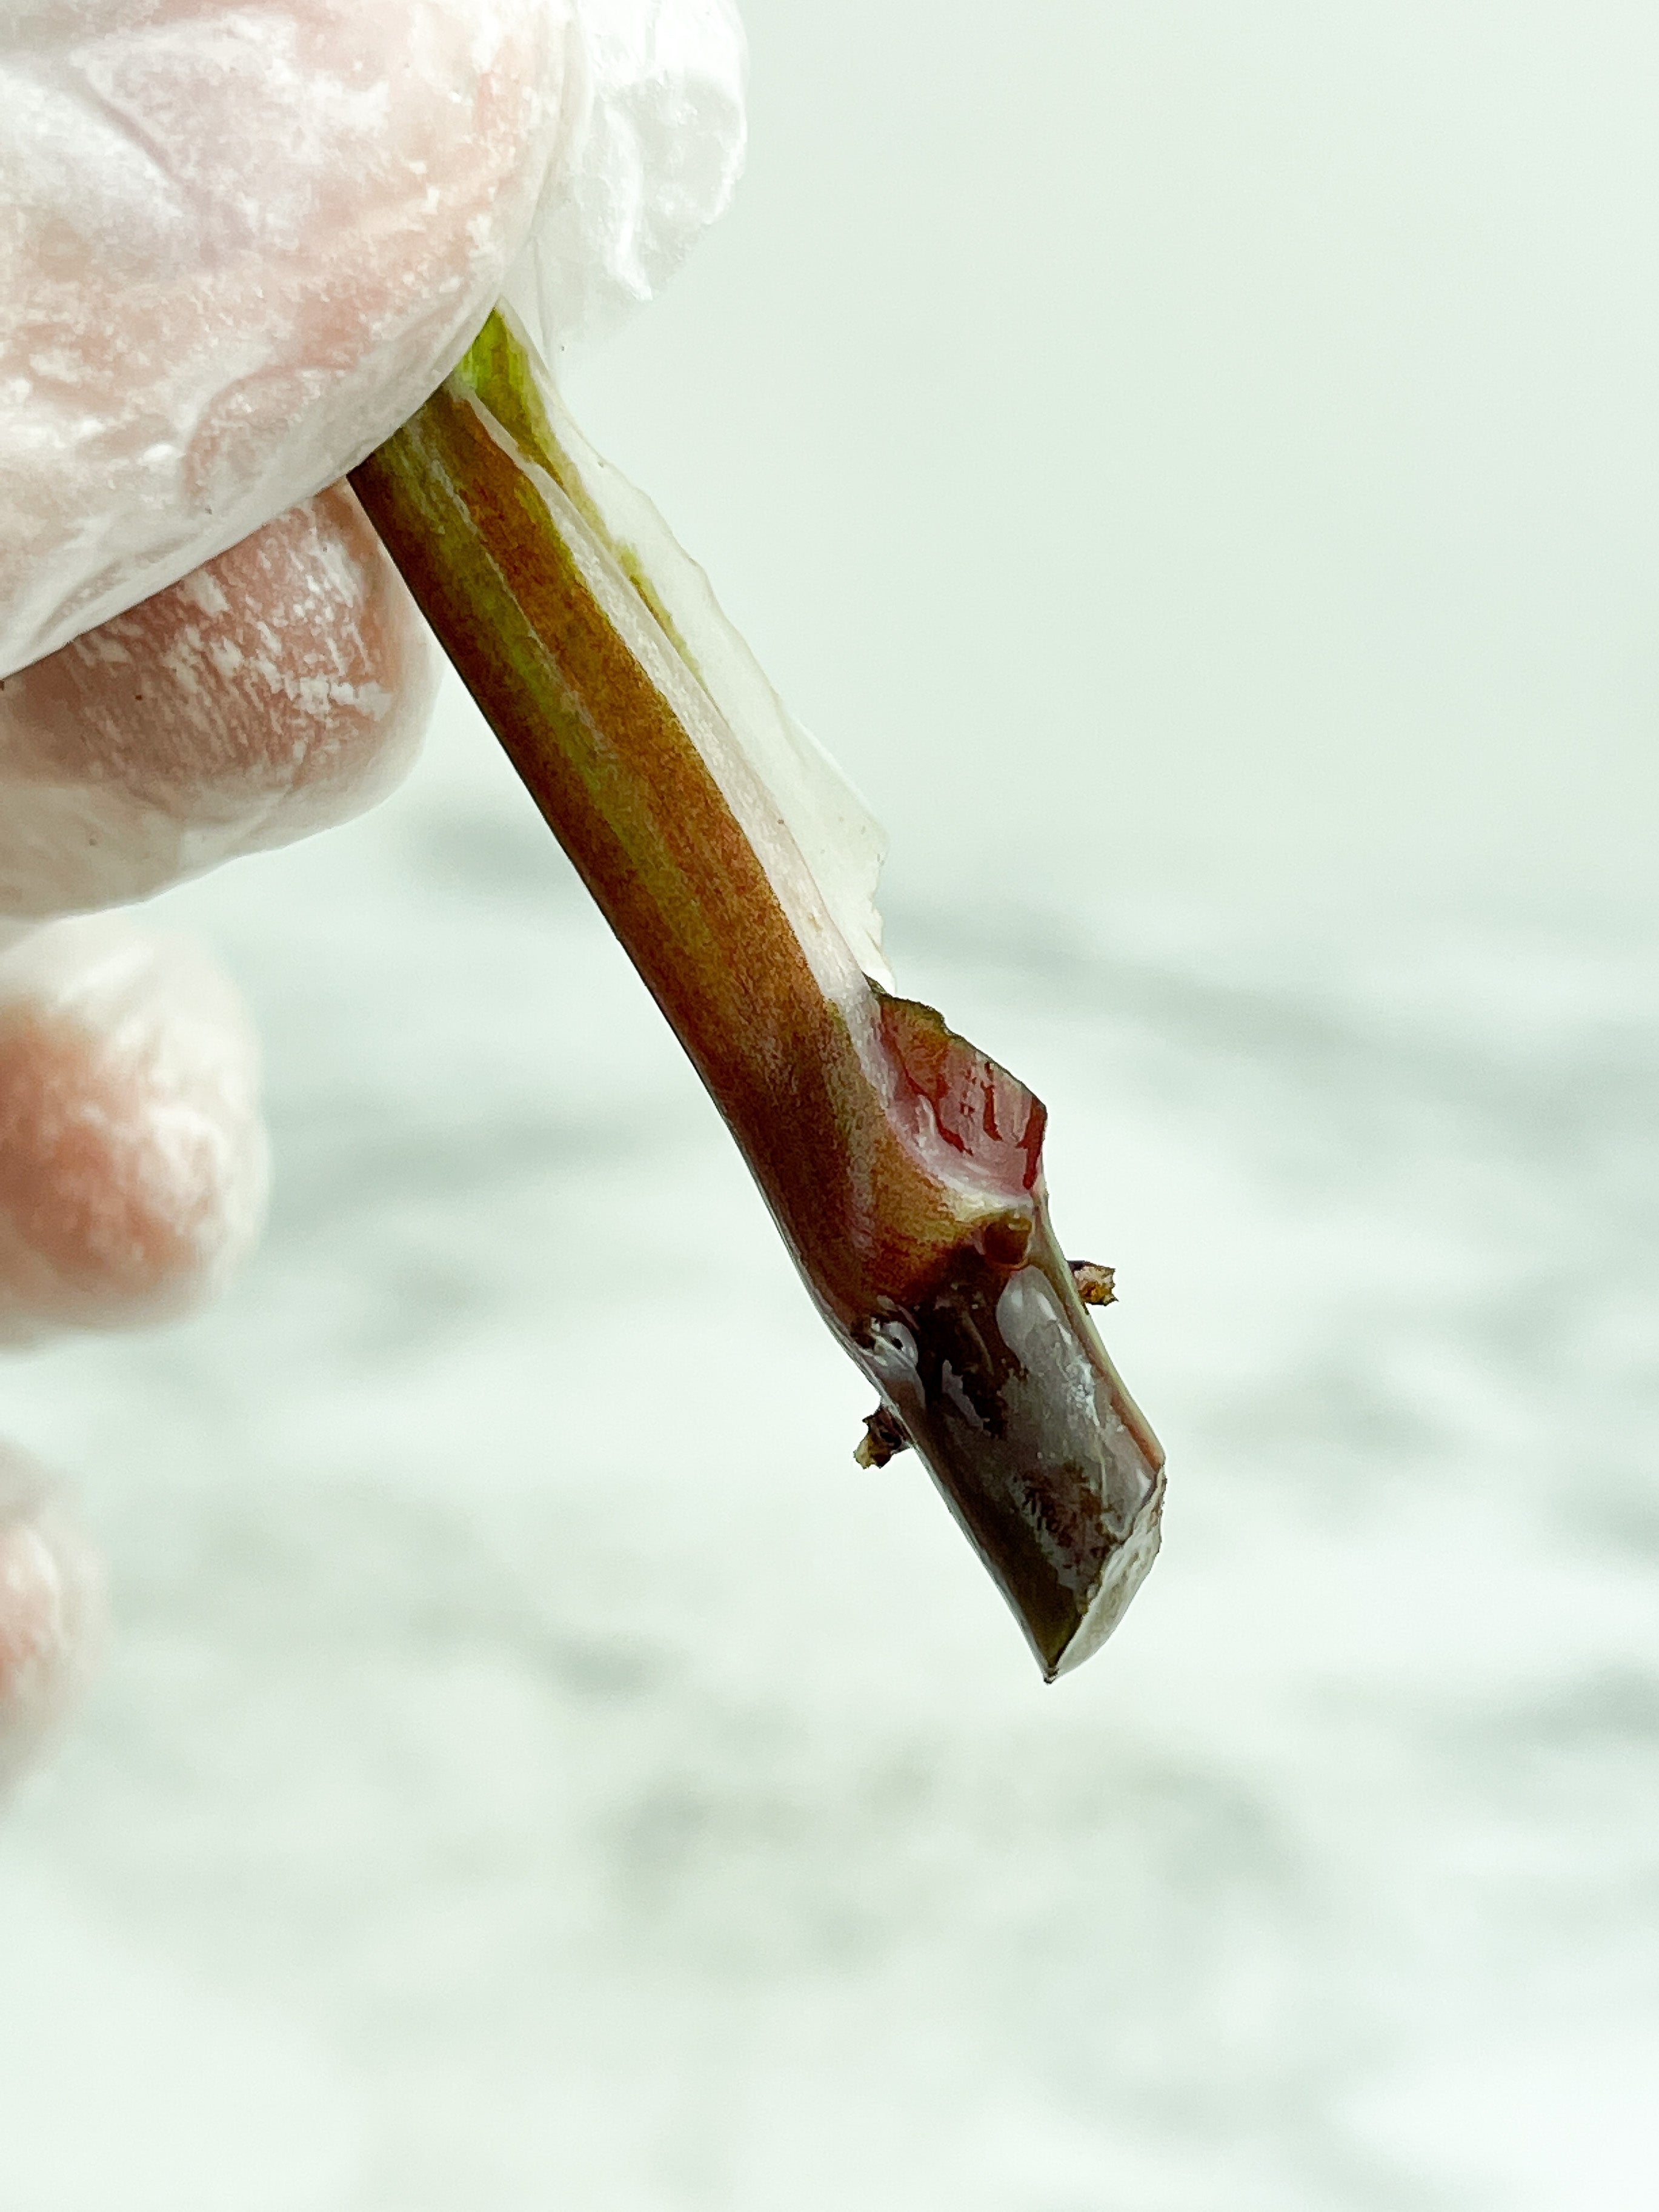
(351, 307), (1166, 1679)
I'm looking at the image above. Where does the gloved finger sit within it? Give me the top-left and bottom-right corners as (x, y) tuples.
(2, 0), (576, 677)
(0, 1446), (104, 1797)
(0, 482), (437, 920)
(0, 917), (267, 1345)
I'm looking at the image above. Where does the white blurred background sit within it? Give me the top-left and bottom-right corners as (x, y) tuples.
(4, 2), (1658, 2206)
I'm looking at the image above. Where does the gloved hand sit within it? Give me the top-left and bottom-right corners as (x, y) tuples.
(0, 0), (744, 1779)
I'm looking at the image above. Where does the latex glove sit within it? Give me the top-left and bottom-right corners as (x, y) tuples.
(0, 0), (745, 1782)
(0, 1445), (103, 1797)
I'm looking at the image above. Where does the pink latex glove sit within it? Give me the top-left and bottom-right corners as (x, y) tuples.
(0, 0), (745, 1785)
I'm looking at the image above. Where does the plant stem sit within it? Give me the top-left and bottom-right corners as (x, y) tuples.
(351, 310), (1164, 1678)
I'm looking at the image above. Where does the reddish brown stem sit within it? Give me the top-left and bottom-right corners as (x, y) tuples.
(351, 313), (1164, 1677)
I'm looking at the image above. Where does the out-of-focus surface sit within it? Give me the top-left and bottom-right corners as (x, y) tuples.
(574, 0), (1659, 935)
(3, 686), (1656, 2211)
(3, 1), (1658, 2206)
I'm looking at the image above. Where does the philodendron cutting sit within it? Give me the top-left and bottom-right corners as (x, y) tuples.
(352, 309), (1164, 1679)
